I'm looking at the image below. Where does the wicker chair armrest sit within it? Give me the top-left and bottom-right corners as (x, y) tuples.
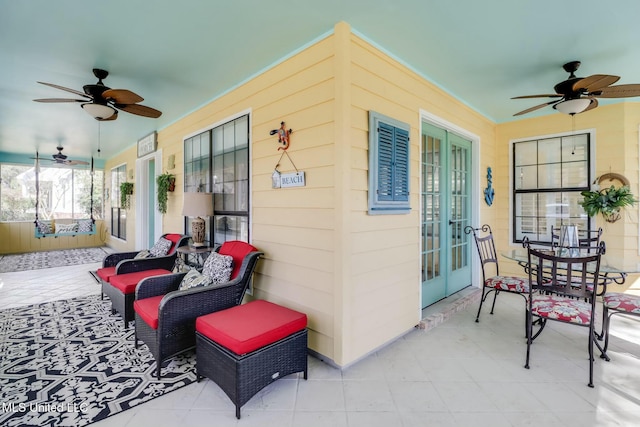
(116, 253), (178, 274)
(157, 282), (242, 333)
(135, 273), (185, 300)
(103, 251), (138, 267)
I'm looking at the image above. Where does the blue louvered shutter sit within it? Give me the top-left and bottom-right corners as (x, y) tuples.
(392, 126), (409, 201)
(369, 111), (411, 214)
(377, 122), (394, 201)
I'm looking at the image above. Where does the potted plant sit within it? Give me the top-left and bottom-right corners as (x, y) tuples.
(579, 185), (637, 223)
(156, 172), (176, 214)
(120, 182), (134, 210)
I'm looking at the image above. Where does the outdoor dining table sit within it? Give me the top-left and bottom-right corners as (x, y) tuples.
(502, 248), (640, 342)
(502, 248), (639, 287)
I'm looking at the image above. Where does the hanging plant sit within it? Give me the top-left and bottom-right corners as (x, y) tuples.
(120, 182), (134, 210)
(156, 172), (176, 214)
(579, 185), (637, 223)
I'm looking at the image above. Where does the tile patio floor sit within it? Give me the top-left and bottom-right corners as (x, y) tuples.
(1, 261), (640, 426)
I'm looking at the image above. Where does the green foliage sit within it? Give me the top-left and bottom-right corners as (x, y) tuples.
(120, 182), (134, 210)
(156, 172), (175, 214)
(580, 185), (636, 221)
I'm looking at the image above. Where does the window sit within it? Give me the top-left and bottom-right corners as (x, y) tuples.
(512, 132), (592, 244)
(110, 164), (127, 240)
(368, 111), (410, 214)
(1, 163), (103, 222)
(184, 114), (249, 245)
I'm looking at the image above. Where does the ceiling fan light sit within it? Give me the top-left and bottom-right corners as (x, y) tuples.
(81, 103), (116, 119)
(553, 98), (592, 115)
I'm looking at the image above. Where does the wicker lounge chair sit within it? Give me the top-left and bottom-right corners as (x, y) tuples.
(133, 240), (263, 379)
(98, 233), (189, 327)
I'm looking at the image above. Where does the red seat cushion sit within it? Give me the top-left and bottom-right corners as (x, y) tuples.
(165, 233), (183, 254)
(485, 275), (528, 292)
(96, 266), (117, 283)
(604, 292), (640, 314)
(109, 269), (171, 294)
(196, 300), (307, 355)
(530, 294), (592, 324)
(133, 295), (164, 330)
(218, 241), (258, 279)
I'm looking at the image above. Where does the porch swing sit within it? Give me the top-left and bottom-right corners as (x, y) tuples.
(33, 156), (97, 238)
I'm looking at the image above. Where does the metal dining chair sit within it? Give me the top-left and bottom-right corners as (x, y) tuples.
(524, 241), (607, 387)
(550, 226), (603, 252)
(465, 224), (529, 323)
(601, 292), (640, 357)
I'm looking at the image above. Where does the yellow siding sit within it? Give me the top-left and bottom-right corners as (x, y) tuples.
(145, 22), (498, 366)
(0, 220), (106, 254)
(495, 103), (640, 286)
(343, 26), (496, 363)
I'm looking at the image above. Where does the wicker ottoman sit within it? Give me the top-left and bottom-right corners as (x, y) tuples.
(195, 299), (308, 419)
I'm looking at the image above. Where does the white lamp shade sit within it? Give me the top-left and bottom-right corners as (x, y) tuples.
(81, 103), (116, 119)
(553, 98), (592, 115)
(182, 192), (213, 218)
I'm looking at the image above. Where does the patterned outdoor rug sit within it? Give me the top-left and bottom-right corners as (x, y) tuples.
(0, 295), (196, 427)
(0, 247), (109, 273)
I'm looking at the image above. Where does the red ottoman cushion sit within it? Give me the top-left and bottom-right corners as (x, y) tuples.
(109, 269), (171, 294)
(196, 300), (307, 355)
(133, 295), (164, 330)
(96, 266), (117, 283)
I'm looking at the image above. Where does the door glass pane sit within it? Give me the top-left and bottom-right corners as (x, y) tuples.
(422, 134), (442, 282)
(450, 141), (469, 273)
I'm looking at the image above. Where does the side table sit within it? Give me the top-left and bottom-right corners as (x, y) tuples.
(176, 245), (215, 271)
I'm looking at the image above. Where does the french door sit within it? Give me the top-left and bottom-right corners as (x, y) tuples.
(421, 122), (472, 308)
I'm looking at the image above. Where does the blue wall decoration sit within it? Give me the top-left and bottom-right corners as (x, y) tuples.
(484, 167), (494, 206)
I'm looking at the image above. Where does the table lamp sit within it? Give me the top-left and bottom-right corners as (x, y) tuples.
(182, 192), (213, 247)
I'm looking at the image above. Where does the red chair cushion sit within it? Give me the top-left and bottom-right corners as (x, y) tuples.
(604, 292), (640, 314)
(218, 241), (258, 279)
(196, 300), (307, 355)
(485, 275), (528, 292)
(165, 233), (183, 254)
(96, 266), (117, 283)
(109, 269), (171, 294)
(530, 294), (592, 324)
(133, 295), (164, 330)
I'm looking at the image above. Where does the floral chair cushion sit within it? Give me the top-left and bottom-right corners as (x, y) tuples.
(485, 275), (528, 293)
(179, 269), (213, 291)
(134, 249), (152, 259)
(530, 294), (592, 325)
(603, 292), (640, 314)
(149, 237), (172, 257)
(201, 252), (233, 284)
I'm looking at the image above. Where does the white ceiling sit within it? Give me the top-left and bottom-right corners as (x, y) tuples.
(2, 0), (640, 162)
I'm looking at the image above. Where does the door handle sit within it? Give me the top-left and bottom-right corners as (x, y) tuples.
(449, 219), (454, 225)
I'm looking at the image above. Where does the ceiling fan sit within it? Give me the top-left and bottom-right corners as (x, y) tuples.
(32, 146), (89, 166)
(33, 68), (162, 121)
(512, 61), (640, 116)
